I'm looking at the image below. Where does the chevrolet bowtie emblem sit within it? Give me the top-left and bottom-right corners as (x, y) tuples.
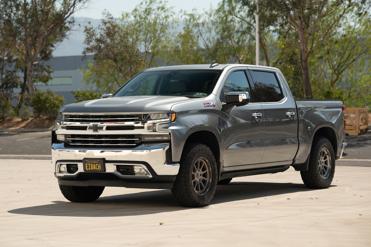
(89, 124), (104, 132)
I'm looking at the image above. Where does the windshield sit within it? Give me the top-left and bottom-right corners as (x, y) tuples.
(115, 70), (222, 98)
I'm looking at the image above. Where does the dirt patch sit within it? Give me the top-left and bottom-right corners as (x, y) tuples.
(0, 117), (55, 130)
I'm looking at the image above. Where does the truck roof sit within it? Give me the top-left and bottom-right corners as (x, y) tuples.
(145, 64), (279, 72)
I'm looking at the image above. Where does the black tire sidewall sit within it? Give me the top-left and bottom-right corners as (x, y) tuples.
(302, 138), (336, 188)
(172, 144), (218, 207)
(59, 185), (104, 202)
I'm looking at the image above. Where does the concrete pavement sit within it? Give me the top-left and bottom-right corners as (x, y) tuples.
(0, 159), (370, 247)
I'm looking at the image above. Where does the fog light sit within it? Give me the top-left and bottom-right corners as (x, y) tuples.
(134, 166), (150, 176)
(66, 164), (78, 174)
(116, 165), (151, 177)
(116, 165), (135, 175)
(59, 164), (67, 173)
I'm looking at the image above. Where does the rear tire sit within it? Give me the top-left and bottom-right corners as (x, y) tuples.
(218, 178), (232, 185)
(172, 144), (218, 207)
(59, 185), (104, 202)
(301, 138), (335, 189)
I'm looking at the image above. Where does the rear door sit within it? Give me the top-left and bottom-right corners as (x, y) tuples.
(248, 69), (298, 164)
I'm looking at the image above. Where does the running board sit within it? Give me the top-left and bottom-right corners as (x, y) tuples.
(220, 165), (290, 180)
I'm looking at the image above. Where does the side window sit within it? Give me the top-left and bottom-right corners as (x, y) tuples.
(250, 70), (284, 102)
(221, 71), (250, 101)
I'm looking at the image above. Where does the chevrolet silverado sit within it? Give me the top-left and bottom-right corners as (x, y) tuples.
(52, 64), (344, 207)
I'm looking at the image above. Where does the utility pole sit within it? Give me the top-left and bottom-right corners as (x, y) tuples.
(255, 0), (260, 65)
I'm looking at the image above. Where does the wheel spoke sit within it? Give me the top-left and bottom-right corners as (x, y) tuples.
(318, 146), (332, 179)
(199, 181), (205, 190)
(191, 157), (212, 195)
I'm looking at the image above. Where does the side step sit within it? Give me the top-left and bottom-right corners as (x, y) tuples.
(220, 165), (290, 180)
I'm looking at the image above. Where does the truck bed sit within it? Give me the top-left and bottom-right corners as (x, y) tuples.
(294, 100), (344, 164)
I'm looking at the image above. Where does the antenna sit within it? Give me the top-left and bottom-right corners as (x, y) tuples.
(209, 61), (219, 68)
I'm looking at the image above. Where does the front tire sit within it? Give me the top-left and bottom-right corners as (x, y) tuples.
(301, 138), (335, 189)
(172, 144), (218, 207)
(59, 185), (104, 202)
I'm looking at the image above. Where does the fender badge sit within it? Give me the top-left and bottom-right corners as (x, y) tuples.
(203, 101), (216, 108)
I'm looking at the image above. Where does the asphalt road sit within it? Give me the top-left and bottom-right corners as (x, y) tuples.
(0, 159), (370, 247)
(0, 131), (50, 156)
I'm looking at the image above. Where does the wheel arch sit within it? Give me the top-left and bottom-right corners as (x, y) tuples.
(312, 126), (338, 155)
(295, 126), (338, 172)
(181, 130), (221, 175)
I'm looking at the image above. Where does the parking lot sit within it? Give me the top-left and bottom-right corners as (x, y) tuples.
(0, 131), (370, 246)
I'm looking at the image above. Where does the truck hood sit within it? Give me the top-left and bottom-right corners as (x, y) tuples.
(62, 96), (191, 113)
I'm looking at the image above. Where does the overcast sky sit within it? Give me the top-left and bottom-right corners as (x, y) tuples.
(75, 0), (221, 19)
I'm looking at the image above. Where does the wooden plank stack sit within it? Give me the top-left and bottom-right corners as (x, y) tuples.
(344, 107), (369, 136)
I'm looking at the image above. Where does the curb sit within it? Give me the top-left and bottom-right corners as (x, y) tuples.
(0, 128), (51, 134)
(0, 154), (51, 160)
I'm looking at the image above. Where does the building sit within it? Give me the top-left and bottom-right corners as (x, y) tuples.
(36, 55), (93, 104)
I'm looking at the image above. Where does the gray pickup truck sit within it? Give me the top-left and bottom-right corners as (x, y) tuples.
(52, 64), (344, 207)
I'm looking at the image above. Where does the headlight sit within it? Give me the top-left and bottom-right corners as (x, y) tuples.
(148, 112), (176, 122)
(148, 113), (169, 120)
(144, 112), (176, 132)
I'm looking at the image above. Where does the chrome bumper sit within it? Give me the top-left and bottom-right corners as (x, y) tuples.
(52, 143), (179, 179)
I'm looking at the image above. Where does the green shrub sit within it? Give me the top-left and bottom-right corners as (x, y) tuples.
(18, 105), (32, 120)
(0, 97), (15, 120)
(73, 90), (101, 102)
(30, 90), (64, 118)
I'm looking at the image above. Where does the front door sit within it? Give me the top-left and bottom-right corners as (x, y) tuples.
(220, 70), (264, 167)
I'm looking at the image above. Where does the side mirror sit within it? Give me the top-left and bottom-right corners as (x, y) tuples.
(101, 93), (113, 98)
(224, 91), (250, 106)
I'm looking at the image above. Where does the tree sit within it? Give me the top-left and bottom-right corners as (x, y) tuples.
(0, 0), (20, 118)
(84, 13), (144, 93)
(1, 0), (87, 113)
(130, 0), (174, 67)
(213, 1), (254, 63)
(165, 13), (206, 64)
(170, 2), (256, 65)
(83, 0), (174, 92)
(312, 15), (370, 104)
(240, 0), (364, 99)
(230, 0), (280, 66)
(311, 8), (370, 98)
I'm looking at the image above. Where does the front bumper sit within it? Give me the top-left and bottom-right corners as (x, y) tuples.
(52, 143), (179, 187)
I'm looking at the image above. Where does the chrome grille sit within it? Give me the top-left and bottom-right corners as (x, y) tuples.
(63, 113), (143, 123)
(65, 134), (141, 147)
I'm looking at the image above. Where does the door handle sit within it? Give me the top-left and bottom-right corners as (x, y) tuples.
(286, 111), (296, 119)
(252, 112), (263, 119)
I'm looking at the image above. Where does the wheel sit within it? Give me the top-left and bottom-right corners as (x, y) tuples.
(218, 178), (232, 185)
(172, 144), (218, 207)
(301, 138), (335, 189)
(59, 185), (105, 202)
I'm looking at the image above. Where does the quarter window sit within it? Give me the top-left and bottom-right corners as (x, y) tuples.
(250, 70), (284, 102)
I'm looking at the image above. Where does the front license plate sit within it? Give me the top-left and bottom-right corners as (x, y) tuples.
(83, 159), (105, 172)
